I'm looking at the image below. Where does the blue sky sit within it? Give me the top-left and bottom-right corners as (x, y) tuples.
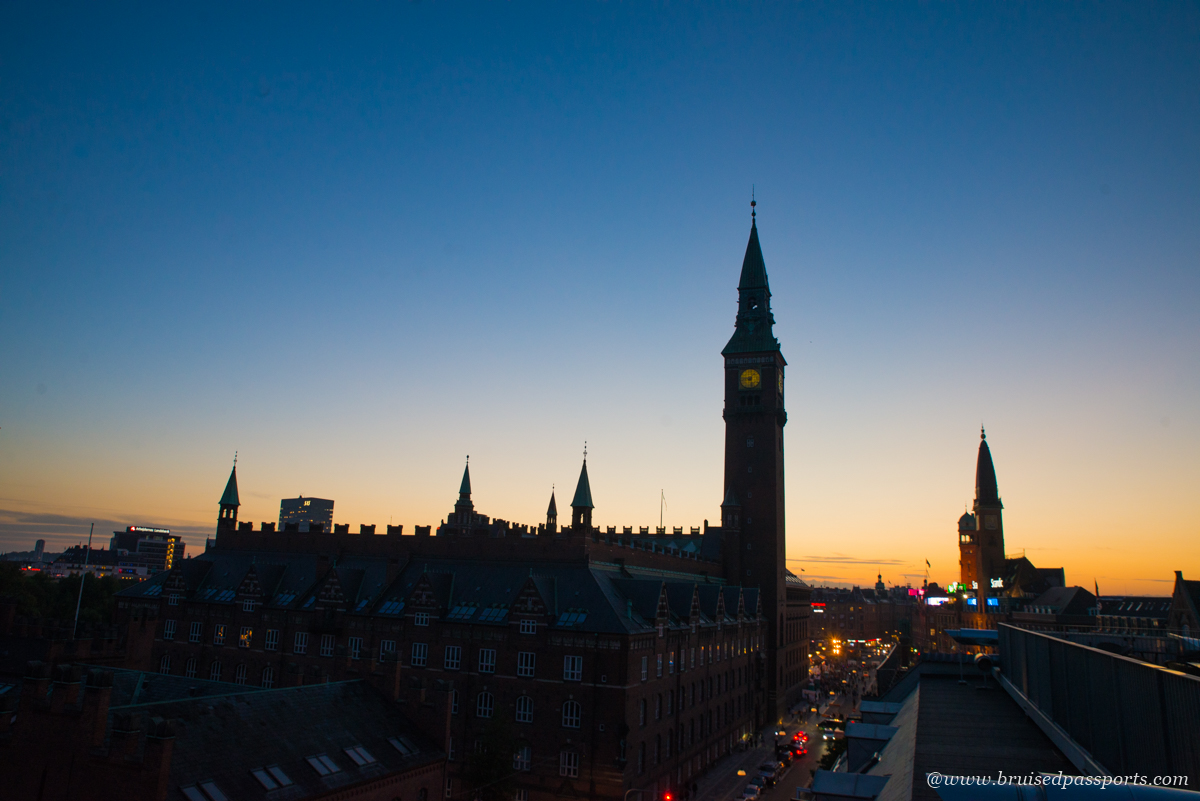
(2, 2), (1197, 592)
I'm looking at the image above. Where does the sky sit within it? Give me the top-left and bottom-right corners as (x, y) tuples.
(1, 2), (1197, 595)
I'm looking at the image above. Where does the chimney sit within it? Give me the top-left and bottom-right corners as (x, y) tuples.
(109, 711), (143, 761)
(143, 716), (177, 799)
(49, 663), (83, 714)
(82, 669), (115, 747)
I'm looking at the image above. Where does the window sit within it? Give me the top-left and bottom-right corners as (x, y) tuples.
(639, 699), (646, 726)
(690, 647), (695, 669)
(669, 650), (675, 673)
(243, 598), (256, 612)
(448, 737), (456, 761)
(515, 791), (529, 801)
(637, 742), (645, 773)
(559, 751), (579, 778)
(476, 692), (494, 718)
(305, 754), (342, 775)
(159, 655), (171, 674)
(380, 639), (396, 660)
(666, 690), (673, 715)
(265, 629), (279, 651)
(250, 766), (293, 790)
(389, 736), (417, 756)
(451, 689), (460, 714)
(168, 593), (180, 606)
(185, 658), (197, 679)
(515, 695), (533, 723)
(655, 694), (662, 720)
(240, 626), (252, 648)
(344, 746), (377, 766)
(163, 619), (177, 640)
(657, 654), (663, 678)
(213, 624), (226, 645)
(234, 664), (247, 685)
(513, 745), (531, 771)
(478, 648), (496, 673)
(563, 655), (582, 681)
(414, 612), (430, 626)
(320, 634), (335, 657)
(189, 621), (202, 643)
(262, 666), (275, 688)
(519, 618), (537, 634)
(294, 631), (309, 654)
(517, 651), (536, 677)
(446, 777), (453, 798)
(562, 700), (581, 728)
(444, 645), (462, 670)
(181, 782), (229, 801)
(411, 642), (428, 667)
(348, 636), (363, 660)
(210, 661), (222, 681)
(640, 655), (648, 681)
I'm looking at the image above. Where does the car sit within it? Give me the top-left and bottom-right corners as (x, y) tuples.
(742, 785), (760, 799)
(750, 775), (769, 789)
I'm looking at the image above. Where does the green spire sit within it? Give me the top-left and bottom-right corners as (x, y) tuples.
(722, 217), (781, 356)
(570, 460), (594, 510)
(219, 465), (240, 507)
(459, 460), (472, 498)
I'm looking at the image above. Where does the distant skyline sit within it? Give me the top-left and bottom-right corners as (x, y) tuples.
(1, 3), (1197, 594)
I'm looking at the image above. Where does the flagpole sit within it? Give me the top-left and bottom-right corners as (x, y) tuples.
(72, 522), (94, 640)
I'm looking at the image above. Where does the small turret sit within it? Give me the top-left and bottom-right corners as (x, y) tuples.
(452, 458), (474, 528)
(570, 457), (594, 531)
(217, 460), (239, 533)
(546, 489), (558, 530)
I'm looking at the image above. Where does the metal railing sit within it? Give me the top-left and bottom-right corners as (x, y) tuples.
(998, 623), (1200, 784)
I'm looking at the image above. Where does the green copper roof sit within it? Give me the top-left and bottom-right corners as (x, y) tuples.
(570, 461), (594, 509)
(219, 466), (240, 507)
(459, 463), (472, 497)
(722, 220), (782, 356)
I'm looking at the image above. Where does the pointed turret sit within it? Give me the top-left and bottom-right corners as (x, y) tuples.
(452, 458), (475, 528)
(459, 462), (472, 499)
(546, 490), (558, 529)
(570, 459), (593, 530)
(722, 218), (781, 356)
(217, 462), (239, 533)
(974, 428), (1002, 507)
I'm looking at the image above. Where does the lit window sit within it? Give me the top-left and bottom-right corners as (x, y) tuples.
(344, 746), (377, 766)
(163, 620), (177, 641)
(305, 754), (342, 775)
(264, 629), (279, 651)
(213, 624), (226, 646)
(517, 651), (536, 677)
(411, 642), (428, 667)
(414, 612), (430, 626)
(476, 692), (494, 718)
(515, 695), (533, 723)
(239, 627), (252, 648)
(380, 639), (396, 660)
(559, 751), (579, 778)
(562, 700), (581, 728)
(320, 634), (335, 657)
(189, 622), (202, 643)
(563, 655), (582, 681)
(348, 636), (363, 660)
(294, 631), (309, 654)
(444, 645), (462, 671)
(519, 618), (537, 635)
(514, 744), (531, 770)
(478, 648), (496, 673)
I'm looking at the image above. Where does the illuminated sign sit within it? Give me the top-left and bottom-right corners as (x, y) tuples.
(128, 526), (171, 534)
(926, 597), (950, 606)
(990, 578), (1004, 589)
(987, 598), (999, 607)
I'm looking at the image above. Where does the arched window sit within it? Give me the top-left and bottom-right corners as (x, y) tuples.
(234, 664), (248, 685)
(654, 734), (661, 765)
(209, 661), (222, 682)
(261, 666), (275, 688)
(159, 655), (171, 674)
(562, 700), (581, 729)
(638, 699), (646, 726)
(185, 658), (197, 679)
(515, 695), (533, 724)
(637, 741), (645, 774)
(476, 692), (494, 719)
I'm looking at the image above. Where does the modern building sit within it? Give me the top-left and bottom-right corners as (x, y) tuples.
(279, 496), (336, 533)
(110, 527), (186, 573)
(112, 212), (811, 801)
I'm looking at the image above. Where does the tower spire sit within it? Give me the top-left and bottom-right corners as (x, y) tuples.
(722, 208), (780, 356)
(570, 451), (594, 531)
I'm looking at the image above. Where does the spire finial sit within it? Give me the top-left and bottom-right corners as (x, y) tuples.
(750, 186), (756, 220)
(981, 425), (986, 440)
(583, 441), (587, 462)
(233, 450), (237, 467)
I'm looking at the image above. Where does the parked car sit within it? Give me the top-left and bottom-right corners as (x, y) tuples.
(742, 784), (760, 799)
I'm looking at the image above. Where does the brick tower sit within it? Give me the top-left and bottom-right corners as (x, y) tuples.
(721, 204), (788, 716)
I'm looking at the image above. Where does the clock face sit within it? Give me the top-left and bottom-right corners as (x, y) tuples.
(739, 369), (761, 389)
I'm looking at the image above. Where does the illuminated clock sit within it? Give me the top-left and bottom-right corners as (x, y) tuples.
(739, 369), (761, 389)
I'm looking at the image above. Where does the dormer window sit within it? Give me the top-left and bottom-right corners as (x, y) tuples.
(242, 598), (256, 612)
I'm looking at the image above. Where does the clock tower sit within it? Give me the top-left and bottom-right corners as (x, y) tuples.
(721, 206), (788, 715)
